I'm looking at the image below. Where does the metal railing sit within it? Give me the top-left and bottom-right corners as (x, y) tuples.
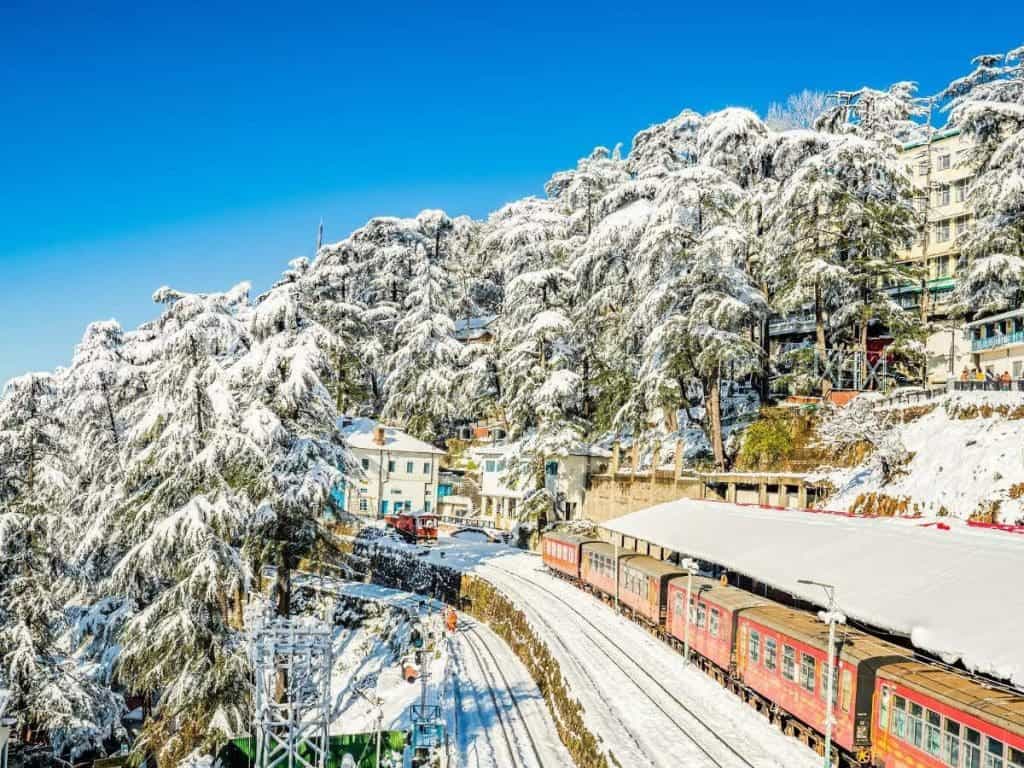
(972, 329), (1024, 352)
(952, 380), (1024, 392)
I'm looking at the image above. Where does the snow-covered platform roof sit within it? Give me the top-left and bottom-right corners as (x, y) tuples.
(603, 499), (1024, 688)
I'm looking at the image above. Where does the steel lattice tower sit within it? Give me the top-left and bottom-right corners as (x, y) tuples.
(250, 617), (334, 768)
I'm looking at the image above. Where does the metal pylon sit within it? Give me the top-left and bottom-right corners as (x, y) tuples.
(250, 617), (333, 768)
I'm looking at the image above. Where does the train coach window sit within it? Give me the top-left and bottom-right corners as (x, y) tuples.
(1008, 747), (1024, 768)
(986, 737), (1005, 768)
(800, 653), (816, 693)
(943, 719), (961, 767)
(908, 702), (925, 748)
(749, 630), (760, 663)
(892, 695), (907, 739)
(782, 645), (796, 681)
(963, 728), (981, 768)
(709, 608), (720, 637)
(764, 637), (777, 671)
(697, 604), (706, 629)
(879, 687), (890, 731)
(925, 709), (942, 757)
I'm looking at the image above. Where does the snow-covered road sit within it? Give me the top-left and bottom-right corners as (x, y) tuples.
(296, 575), (571, 767)
(394, 538), (823, 768)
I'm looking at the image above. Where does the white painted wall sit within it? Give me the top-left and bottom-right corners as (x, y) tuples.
(348, 445), (440, 517)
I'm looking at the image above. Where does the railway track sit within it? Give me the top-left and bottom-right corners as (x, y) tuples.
(457, 622), (550, 768)
(482, 561), (763, 768)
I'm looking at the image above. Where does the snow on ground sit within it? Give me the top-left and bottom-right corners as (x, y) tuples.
(366, 538), (822, 768)
(604, 498), (1024, 688)
(295, 575), (571, 768)
(826, 391), (1024, 523)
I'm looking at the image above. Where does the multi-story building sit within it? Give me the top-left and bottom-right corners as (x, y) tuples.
(337, 417), (444, 519)
(895, 128), (977, 383)
(965, 308), (1024, 381)
(474, 444), (525, 530)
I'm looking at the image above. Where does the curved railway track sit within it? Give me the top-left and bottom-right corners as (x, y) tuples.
(458, 622), (550, 768)
(482, 561), (764, 768)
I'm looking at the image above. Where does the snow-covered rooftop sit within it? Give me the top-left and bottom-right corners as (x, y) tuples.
(338, 417), (445, 455)
(603, 498), (1024, 688)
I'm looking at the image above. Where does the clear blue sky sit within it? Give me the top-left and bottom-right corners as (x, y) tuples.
(1, 1), (1020, 385)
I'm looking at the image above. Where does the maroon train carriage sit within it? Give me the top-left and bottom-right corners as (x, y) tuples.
(666, 574), (773, 680)
(736, 604), (906, 762)
(541, 532), (599, 580)
(580, 541), (638, 600)
(873, 662), (1024, 768)
(617, 556), (686, 627)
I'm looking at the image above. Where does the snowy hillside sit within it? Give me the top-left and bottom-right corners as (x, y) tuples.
(822, 392), (1024, 524)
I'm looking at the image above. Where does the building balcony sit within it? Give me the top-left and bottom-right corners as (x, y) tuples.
(768, 316), (816, 337)
(972, 329), (1024, 353)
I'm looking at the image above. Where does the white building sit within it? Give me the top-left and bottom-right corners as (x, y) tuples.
(337, 417), (445, 519)
(544, 445), (612, 521)
(474, 444), (525, 530)
(965, 308), (1024, 381)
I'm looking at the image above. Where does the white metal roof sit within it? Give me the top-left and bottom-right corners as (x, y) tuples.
(603, 498), (1024, 688)
(966, 306), (1024, 328)
(337, 417), (446, 455)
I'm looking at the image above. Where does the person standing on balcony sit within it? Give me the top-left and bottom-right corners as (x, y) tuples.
(1000, 371), (1012, 388)
(960, 367), (970, 382)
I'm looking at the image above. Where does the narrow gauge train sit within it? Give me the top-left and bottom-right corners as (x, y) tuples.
(384, 510), (439, 542)
(541, 531), (1024, 768)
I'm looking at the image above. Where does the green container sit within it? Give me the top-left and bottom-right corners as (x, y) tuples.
(219, 732), (407, 768)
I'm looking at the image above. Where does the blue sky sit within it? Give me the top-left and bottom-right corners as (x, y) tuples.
(1, 1), (1021, 385)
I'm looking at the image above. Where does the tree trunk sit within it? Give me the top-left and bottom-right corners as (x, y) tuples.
(235, 582), (246, 629)
(707, 379), (725, 471)
(274, 557), (292, 618)
(814, 281), (830, 397)
(760, 316), (771, 403)
(860, 314), (870, 389)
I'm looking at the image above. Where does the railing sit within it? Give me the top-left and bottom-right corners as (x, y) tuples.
(972, 329), (1024, 352)
(876, 387), (947, 408)
(951, 380), (1024, 392)
(438, 515), (500, 531)
(768, 316), (816, 336)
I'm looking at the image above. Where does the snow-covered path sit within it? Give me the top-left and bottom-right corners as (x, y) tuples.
(397, 538), (823, 768)
(296, 575), (571, 767)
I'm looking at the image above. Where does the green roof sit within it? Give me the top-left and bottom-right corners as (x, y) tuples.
(901, 127), (961, 152)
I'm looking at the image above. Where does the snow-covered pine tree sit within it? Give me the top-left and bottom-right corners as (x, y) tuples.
(381, 210), (463, 440)
(944, 45), (1024, 316)
(99, 285), (258, 767)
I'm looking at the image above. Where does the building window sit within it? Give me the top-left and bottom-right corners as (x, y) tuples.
(764, 637), (777, 671)
(935, 220), (951, 243)
(956, 179), (968, 202)
(485, 460), (496, 473)
(361, 457), (370, 470)
(782, 645), (796, 681)
(938, 184), (951, 206)
(709, 608), (720, 637)
(800, 653), (816, 693)
(424, 500), (432, 513)
(956, 215), (969, 236)
(749, 630), (760, 663)
(406, 461), (414, 473)
(424, 461), (431, 474)
(358, 498), (368, 512)
(380, 500), (389, 515)
(938, 153), (951, 170)
(388, 459), (395, 472)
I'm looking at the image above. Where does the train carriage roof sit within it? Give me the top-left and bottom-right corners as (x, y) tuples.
(543, 531), (600, 547)
(581, 541), (639, 559)
(621, 555), (687, 581)
(668, 574), (778, 612)
(744, 605), (906, 664)
(880, 662), (1024, 738)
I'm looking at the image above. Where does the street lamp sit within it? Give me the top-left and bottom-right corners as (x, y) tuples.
(797, 579), (845, 768)
(681, 558), (699, 665)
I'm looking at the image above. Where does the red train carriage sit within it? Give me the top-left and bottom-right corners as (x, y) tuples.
(541, 532), (599, 580)
(580, 541), (637, 600)
(384, 511), (438, 542)
(736, 605), (905, 761)
(872, 662), (1024, 768)
(666, 574), (774, 678)
(617, 556), (685, 627)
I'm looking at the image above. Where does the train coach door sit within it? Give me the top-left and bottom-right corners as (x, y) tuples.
(737, 623), (749, 678)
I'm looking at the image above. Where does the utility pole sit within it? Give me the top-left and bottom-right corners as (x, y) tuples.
(681, 558), (699, 665)
(798, 579), (844, 768)
(317, 218), (324, 255)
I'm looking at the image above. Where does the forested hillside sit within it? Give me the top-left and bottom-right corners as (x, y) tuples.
(0, 44), (1021, 765)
